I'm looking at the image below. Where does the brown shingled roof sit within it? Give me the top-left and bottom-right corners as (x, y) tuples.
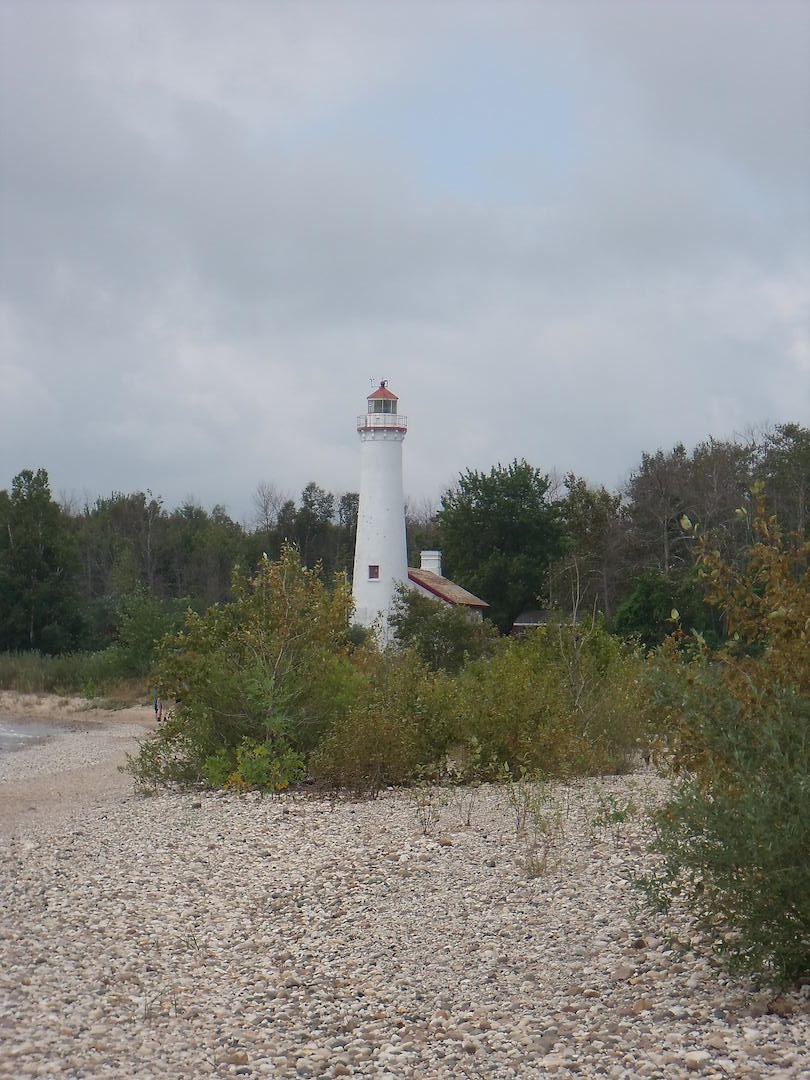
(408, 568), (488, 608)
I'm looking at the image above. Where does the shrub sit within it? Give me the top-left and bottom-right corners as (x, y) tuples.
(644, 498), (810, 986)
(309, 646), (447, 794)
(645, 686), (809, 985)
(126, 546), (355, 787)
(449, 622), (646, 779)
(388, 585), (499, 673)
(203, 737), (306, 793)
(124, 549), (648, 797)
(201, 748), (233, 789)
(126, 711), (201, 791)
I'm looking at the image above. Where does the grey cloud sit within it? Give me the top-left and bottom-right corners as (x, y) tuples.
(1, 1), (808, 519)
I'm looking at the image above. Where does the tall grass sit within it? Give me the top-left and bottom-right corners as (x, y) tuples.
(0, 650), (147, 703)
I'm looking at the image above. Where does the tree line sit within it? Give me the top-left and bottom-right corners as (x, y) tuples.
(0, 422), (807, 655)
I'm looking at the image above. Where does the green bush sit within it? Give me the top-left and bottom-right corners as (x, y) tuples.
(645, 685), (809, 985)
(449, 622), (646, 779)
(644, 499), (810, 986)
(309, 621), (649, 792)
(202, 738), (305, 793)
(126, 545), (355, 787)
(309, 646), (446, 794)
(201, 748), (233, 789)
(388, 585), (499, 673)
(126, 711), (201, 791)
(124, 549), (648, 797)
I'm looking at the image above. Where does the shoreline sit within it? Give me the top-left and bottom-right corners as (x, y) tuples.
(0, 691), (155, 835)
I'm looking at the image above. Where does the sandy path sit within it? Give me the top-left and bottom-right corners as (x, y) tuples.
(0, 691), (156, 836)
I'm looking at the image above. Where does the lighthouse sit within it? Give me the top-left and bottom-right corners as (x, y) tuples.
(352, 381), (409, 630)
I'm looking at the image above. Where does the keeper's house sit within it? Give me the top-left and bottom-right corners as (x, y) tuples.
(408, 550), (488, 621)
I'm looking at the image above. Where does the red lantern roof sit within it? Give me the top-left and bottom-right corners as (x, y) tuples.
(367, 380), (398, 401)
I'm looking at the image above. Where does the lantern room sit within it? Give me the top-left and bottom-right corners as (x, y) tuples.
(357, 380), (407, 433)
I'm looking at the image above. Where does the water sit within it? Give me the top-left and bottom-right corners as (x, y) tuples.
(0, 716), (60, 752)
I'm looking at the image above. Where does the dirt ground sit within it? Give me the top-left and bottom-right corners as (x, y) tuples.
(0, 691), (156, 836)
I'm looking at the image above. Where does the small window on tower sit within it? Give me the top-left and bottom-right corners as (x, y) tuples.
(368, 564), (380, 580)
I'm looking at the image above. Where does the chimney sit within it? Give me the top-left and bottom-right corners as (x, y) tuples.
(420, 550), (442, 577)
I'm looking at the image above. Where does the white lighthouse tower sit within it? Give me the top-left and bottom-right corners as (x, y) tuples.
(352, 381), (408, 630)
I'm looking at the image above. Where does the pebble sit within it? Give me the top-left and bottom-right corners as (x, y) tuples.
(1, 771), (808, 1078)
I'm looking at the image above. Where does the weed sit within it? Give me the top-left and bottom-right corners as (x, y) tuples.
(591, 789), (639, 847)
(411, 781), (440, 836)
(503, 767), (548, 838)
(521, 787), (566, 878)
(451, 781), (480, 827)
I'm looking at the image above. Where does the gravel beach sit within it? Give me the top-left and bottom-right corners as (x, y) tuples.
(1, 696), (808, 1079)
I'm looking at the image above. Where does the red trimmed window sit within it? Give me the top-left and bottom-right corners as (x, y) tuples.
(368, 565), (380, 580)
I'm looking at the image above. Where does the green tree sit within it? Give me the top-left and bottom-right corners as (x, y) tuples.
(295, 482), (337, 570)
(438, 459), (566, 632)
(554, 474), (626, 620)
(405, 498), (441, 568)
(613, 568), (720, 649)
(688, 438), (753, 559)
(625, 444), (692, 576)
(0, 468), (85, 653)
(74, 490), (164, 599)
(109, 587), (189, 678)
(158, 500), (247, 605)
(757, 422), (810, 537)
(336, 491), (359, 578)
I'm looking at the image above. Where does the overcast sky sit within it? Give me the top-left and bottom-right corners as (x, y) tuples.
(2, 0), (808, 523)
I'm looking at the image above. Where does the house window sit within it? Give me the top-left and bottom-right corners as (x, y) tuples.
(368, 564), (380, 580)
